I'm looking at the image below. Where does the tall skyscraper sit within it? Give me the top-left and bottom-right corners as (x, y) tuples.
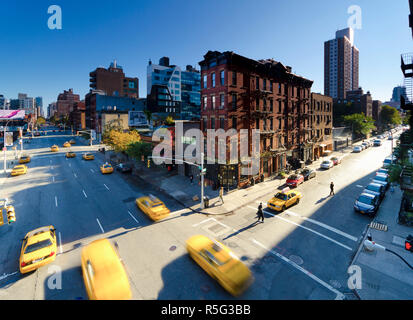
(391, 85), (408, 102)
(324, 27), (359, 99)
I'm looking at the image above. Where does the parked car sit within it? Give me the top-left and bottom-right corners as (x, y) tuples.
(372, 173), (390, 190)
(286, 174), (304, 188)
(320, 160), (334, 170)
(373, 139), (382, 146)
(361, 142), (369, 149)
(300, 168), (316, 181)
(116, 163), (133, 174)
(353, 146), (363, 153)
(376, 168), (388, 175)
(382, 156), (396, 168)
(354, 193), (380, 217)
(330, 157), (341, 165)
(363, 183), (386, 202)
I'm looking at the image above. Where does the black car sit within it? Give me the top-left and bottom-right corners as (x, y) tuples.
(300, 168), (316, 181)
(354, 193), (380, 217)
(116, 163), (133, 173)
(363, 183), (386, 202)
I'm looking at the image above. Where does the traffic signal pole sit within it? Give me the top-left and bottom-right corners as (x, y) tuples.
(201, 152), (205, 209)
(364, 239), (413, 271)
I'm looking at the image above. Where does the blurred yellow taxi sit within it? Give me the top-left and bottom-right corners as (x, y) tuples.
(136, 195), (170, 221)
(82, 153), (94, 161)
(66, 152), (76, 158)
(18, 155), (31, 164)
(81, 239), (132, 300)
(19, 226), (57, 274)
(63, 142), (71, 148)
(11, 164), (27, 176)
(100, 163), (114, 174)
(267, 188), (302, 212)
(51, 145), (59, 152)
(186, 235), (253, 296)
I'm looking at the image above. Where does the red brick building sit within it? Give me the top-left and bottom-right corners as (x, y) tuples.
(56, 89), (80, 119)
(310, 93), (333, 159)
(89, 61), (139, 98)
(70, 100), (86, 131)
(199, 51), (313, 189)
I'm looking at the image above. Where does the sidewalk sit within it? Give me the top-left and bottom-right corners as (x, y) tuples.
(107, 146), (354, 215)
(350, 186), (413, 299)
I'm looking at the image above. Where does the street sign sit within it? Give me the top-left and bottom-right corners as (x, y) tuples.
(4, 132), (13, 147)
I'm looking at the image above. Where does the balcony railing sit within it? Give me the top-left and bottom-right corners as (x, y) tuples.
(401, 53), (413, 78)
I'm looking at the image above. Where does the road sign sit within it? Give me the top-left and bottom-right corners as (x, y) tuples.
(4, 132), (13, 147)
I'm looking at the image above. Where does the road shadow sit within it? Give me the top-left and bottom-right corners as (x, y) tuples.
(315, 195), (331, 205)
(222, 221), (262, 240)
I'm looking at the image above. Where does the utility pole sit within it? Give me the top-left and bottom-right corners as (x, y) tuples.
(201, 152), (205, 209)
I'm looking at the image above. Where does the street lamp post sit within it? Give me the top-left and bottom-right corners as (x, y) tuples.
(3, 120), (12, 174)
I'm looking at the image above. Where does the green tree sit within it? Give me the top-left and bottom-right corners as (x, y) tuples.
(36, 117), (46, 126)
(164, 116), (175, 126)
(380, 105), (402, 129)
(126, 141), (153, 160)
(343, 113), (376, 137)
(403, 110), (411, 125)
(143, 110), (152, 125)
(102, 119), (124, 146)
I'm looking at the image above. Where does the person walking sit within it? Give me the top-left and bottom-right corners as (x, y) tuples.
(330, 182), (335, 196)
(257, 203), (264, 223)
(190, 174), (193, 184)
(219, 186), (224, 204)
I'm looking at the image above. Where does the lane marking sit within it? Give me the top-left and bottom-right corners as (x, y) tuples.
(247, 206), (352, 251)
(251, 238), (345, 300)
(69, 163), (71, 167)
(284, 210), (358, 242)
(55, 196), (58, 208)
(127, 211), (139, 224)
(52, 176), (55, 183)
(0, 271), (18, 281)
(104, 184), (110, 191)
(58, 232), (63, 254)
(74, 173), (77, 178)
(356, 185), (364, 188)
(192, 218), (215, 227)
(90, 169), (94, 173)
(82, 190), (88, 198)
(96, 218), (105, 233)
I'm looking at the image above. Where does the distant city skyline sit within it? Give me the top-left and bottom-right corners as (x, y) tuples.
(0, 0), (411, 110)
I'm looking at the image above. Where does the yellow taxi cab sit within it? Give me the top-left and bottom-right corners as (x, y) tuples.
(82, 153), (95, 161)
(18, 155), (31, 164)
(11, 164), (28, 177)
(63, 142), (71, 148)
(19, 226), (57, 274)
(66, 152), (76, 158)
(81, 239), (132, 300)
(100, 163), (114, 174)
(267, 188), (302, 212)
(51, 145), (59, 152)
(135, 195), (170, 221)
(69, 139), (76, 145)
(186, 235), (253, 296)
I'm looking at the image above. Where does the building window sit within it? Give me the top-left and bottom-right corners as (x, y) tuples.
(212, 73), (216, 88)
(232, 71), (237, 85)
(256, 97), (260, 111)
(278, 83), (281, 94)
(220, 118), (225, 129)
(220, 94), (225, 109)
(212, 95), (216, 109)
(256, 118), (259, 129)
(220, 70), (225, 86)
(284, 84), (288, 95)
(232, 93), (237, 110)
(270, 118), (273, 130)
(270, 81), (273, 92)
(211, 117), (215, 129)
(270, 99), (273, 112)
(263, 79), (267, 91)
(263, 99), (267, 111)
(256, 77), (260, 90)
(203, 96), (207, 109)
(232, 116), (237, 129)
(203, 118), (207, 130)
(203, 75), (207, 89)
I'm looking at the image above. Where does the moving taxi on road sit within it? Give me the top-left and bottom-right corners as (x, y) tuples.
(66, 151), (76, 158)
(136, 195), (170, 221)
(63, 141), (71, 148)
(19, 226), (57, 274)
(51, 145), (59, 152)
(100, 163), (114, 174)
(82, 153), (95, 161)
(186, 235), (253, 296)
(11, 164), (28, 177)
(81, 239), (132, 300)
(18, 155), (31, 164)
(267, 188), (302, 212)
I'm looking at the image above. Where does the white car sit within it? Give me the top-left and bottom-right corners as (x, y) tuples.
(382, 156), (396, 168)
(320, 160), (334, 169)
(353, 146), (362, 153)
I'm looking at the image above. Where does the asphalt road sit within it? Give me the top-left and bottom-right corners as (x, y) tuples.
(0, 126), (401, 300)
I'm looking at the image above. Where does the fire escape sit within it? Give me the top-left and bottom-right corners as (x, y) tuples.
(401, 52), (413, 111)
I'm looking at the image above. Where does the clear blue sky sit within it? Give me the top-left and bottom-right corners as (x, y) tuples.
(0, 0), (411, 114)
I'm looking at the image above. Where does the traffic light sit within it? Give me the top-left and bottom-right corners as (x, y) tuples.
(6, 206), (16, 224)
(405, 235), (413, 253)
(147, 159), (150, 168)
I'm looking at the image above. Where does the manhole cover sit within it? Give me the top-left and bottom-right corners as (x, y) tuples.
(289, 255), (303, 265)
(169, 246), (177, 251)
(201, 284), (211, 293)
(329, 280), (342, 289)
